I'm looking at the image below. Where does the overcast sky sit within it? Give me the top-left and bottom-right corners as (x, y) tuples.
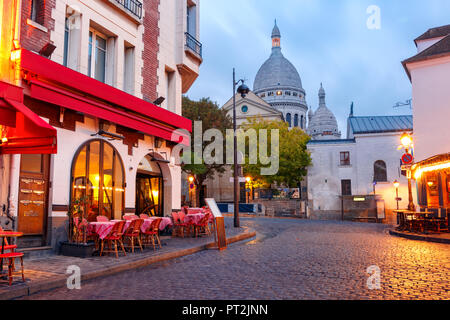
(186, 0), (450, 135)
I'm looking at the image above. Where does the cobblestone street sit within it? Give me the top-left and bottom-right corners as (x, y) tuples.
(19, 217), (450, 300)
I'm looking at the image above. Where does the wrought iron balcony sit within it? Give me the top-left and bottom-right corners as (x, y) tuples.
(185, 32), (202, 58)
(114, 0), (142, 19)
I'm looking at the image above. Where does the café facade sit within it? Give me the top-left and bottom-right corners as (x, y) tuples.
(0, 0), (202, 249)
(402, 24), (450, 228)
(0, 49), (191, 249)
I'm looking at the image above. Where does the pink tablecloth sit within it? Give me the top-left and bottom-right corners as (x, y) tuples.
(141, 217), (173, 232)
(183, 213), (214, 225)
(88, 220), (131, 240)
(185, 208), (205, 214)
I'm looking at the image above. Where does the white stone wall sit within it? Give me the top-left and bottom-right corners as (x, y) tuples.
(157, 0), (201, 115)
(409, 56), (450, 163)
(307, 132), (417, 218)
(50, 0), (144, 98)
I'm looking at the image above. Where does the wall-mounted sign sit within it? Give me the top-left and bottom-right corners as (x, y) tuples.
(402, 153), (413, 165)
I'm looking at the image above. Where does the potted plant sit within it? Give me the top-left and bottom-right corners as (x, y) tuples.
(60, 196), (96, 258)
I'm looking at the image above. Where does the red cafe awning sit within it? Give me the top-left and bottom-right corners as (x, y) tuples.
(0, 81), (57, 154)
(20, 49), (191, 145)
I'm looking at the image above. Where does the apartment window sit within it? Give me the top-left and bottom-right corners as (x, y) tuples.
(187, 2), (197, 36)
(63, 18), (70, 66)
(123, 44), (135, 94)
(374, 160), (388, 182)
(30, 0), (44, 25)
(341, 180), (352, 196)
(88, 30), (107, 83)
(340, 152), (350, 166)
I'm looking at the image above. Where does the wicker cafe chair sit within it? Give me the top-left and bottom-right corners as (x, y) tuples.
(0, 226), (17, 253)
(0, 252), (25, 286)
(100, 221), (127, 258)
(194, 212), (212, 238)
(142, 218), (162, 250)
(171, 212), (190, 238)
(123, 219), (144, 253)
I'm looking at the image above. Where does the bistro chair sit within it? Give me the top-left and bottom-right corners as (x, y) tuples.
(96, 215), (109, 222)
(100, 221), (126, 258)
(193, 212), (212, 238)
(171, 212), (190, 238)
(0, 252), (25, 286)
(123, 219), (144, 253)
(139, 214), (150, 219)
(0, 227), (17, 253)
(142, 218), (162, 250)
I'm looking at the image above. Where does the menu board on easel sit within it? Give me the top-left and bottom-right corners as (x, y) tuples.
(205, 198), (227, 251)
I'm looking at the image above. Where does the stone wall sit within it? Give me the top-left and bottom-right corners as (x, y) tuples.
(253, 199), (305, 217)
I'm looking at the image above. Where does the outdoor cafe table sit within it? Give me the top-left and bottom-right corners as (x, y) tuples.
(88, 220), (132, 240)
(184, 213), (215, 225)
(141, 217), (173, 233)
(0, 231), (23, 276)
(185, 207), (205, 214)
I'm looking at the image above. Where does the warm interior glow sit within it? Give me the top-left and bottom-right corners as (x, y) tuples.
(427, 181), (434, 187)
(414, 161), (450, 180)
(10, 49), (20, 62)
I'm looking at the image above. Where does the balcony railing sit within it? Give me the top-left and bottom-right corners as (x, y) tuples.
(115, 0), (142, 19)
(185, 32), (202, 58)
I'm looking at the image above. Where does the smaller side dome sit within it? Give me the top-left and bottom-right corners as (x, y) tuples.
(307, 84), (341, 140)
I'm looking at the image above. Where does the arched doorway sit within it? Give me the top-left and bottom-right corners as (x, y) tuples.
(71, 139), (125, 221)
(136, 155), (164, 217)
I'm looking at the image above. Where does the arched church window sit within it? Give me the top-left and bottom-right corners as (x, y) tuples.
(300, 115), (304, 129)
(293, 92), (298, 97)
(374, 160), (387, 182)
(294, 114), (299, 127)
(71, 140), (125, 221)
(286, 113), (292, 127)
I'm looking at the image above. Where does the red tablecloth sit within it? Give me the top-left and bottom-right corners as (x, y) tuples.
(141, 217), (173, 232)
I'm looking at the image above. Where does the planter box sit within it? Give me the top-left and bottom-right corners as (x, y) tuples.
(59, 241), (96, 258)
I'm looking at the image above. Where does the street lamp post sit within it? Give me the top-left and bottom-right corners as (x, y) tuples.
(232, 68), (249, 228)
(400, 132), (415, 211)
(393, 180), (400, 210)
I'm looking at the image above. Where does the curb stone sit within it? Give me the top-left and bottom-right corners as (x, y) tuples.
(389, 229), (450, 244)
(0, 228), (256, 300)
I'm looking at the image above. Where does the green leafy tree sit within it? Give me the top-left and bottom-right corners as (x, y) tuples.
(239, 117), (311, 188)
(181, 96), (233, 205)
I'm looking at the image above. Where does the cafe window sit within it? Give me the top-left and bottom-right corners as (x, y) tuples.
(340, 152), (350, 166)
(374, 160), (387, 182)
(71, 140), (125, 221)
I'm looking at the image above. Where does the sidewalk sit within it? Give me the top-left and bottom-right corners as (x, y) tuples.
(389, 229), (450, 244)
(0, 221), (256, 300)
